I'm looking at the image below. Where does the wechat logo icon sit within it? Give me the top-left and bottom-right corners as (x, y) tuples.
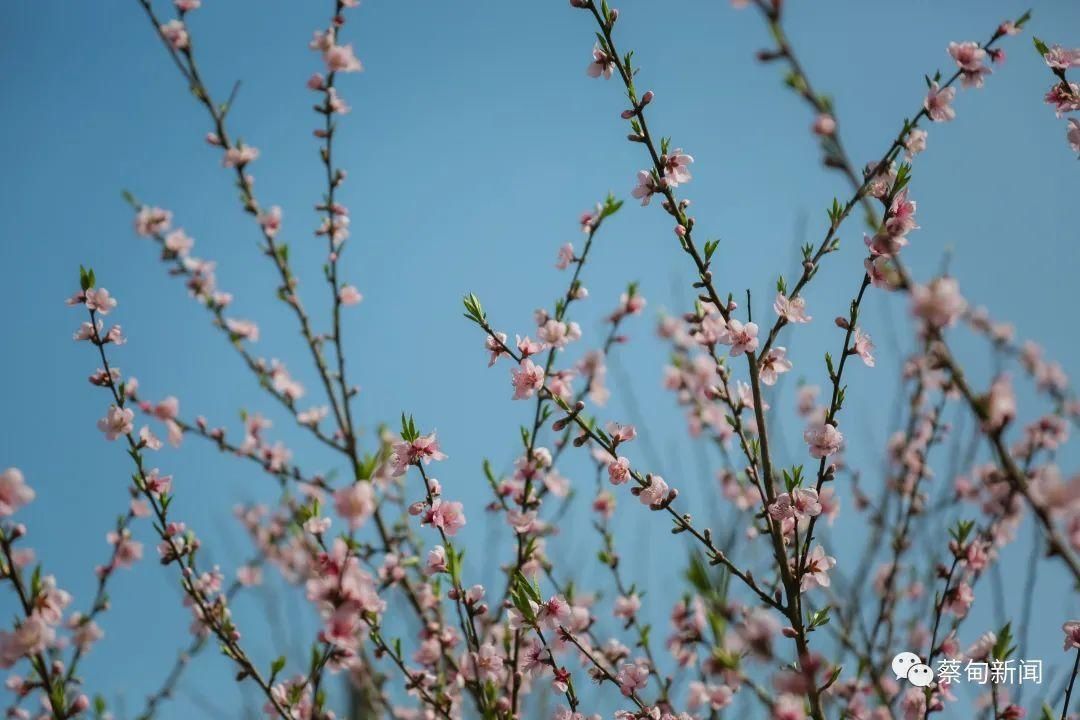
(892, 651), (935, 688)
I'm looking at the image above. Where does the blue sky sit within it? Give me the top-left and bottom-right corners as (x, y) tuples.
(1, 0), (1078, 717)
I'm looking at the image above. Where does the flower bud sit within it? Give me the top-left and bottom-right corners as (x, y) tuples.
(69, 695), (91, 715)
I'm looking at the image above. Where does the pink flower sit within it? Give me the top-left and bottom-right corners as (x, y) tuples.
(770, 487), (822, 523)
(425, 500), (466, 536)
(608, 456), (631, 485)
(143, 470), (170, 498)
(910, 277), (966, 328)
(222, 144), (259, 168)
(606, 422), (637, 443)
(537, 595), (572, 629)
(638, 475), (669, 508)
(631, 170), (661, 206)
(904, 128), (927, 159)
(865, 230), (906, 257)
(326, 87), (350, 114)
(324, 43), (363, 73)
(1063, 621), (1080, 650)
(726, 319), (759, 357)
(511, 359), (545, 400)
(759, 347), (792, 386)
(485, 332), (508, 366)
(0, 469), (34, 516)
(106, 530), (143, 569)
(309, 29), (333, 52)
(613, 594), (640, 621)
(983, 374), (1016, 432)
(884, 190), (919, 238)
(852, 327), (875, 367)
(270, 361), (304, 400)
(139, 425), (163, 450)
(164, 229), (194, 256)
(1044, 45), (1080, 71)
(1068, 118), (1080, 156)
(800, 544), (836, 591)
(616, 662), (649, 696)
(663, 149), (694, 186)
(160, 20), (189, 50)
(812, 113), (836, 136)
(224, 318), (259, 342)
(924, 82), (956, 122)
(1045, 83), (1080, 117)
(98, 406), (134, 441)
(803, 421), (842, 459)
(538, 319), (580, 349)
(103, 324), (126, 345)
(551, 667), (571, 694)
(948, 41), (986, 72)
(257, 205), (282, 238)
(334, 482), (376, 530)
(688, 682), (734, 711)
(303, 516), (331, 535)
(237, 565), (262, 587)
(959, 64), (992, 89)
(68, 617), (103, 654)
(338, 285), (363, 305)
(774, 293), (811, 323)
(587, 43), (616, 79)
(791, 487), (823, 518)
(462, 643), (503, 684)
(998, 20), (1021, 36)
(84, 288), (118, 315)
(390, 433), (447, 476)
(426, 545), (448, 574)
(134, 206), (172, 236)
(0, 616), (55, 666)
(297, 406), (327, 426)
(175, 0), (201, 10)
(555, 243), (575, 270)
(865, 255), (898, 289)
(516, 335), (544, 358)
(944, 582), (974, 617)
(773, 694), (807, 720)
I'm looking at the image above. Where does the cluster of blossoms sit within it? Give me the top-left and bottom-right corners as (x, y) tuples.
(10, 3), (1080, 720)
(0, 469), (103, 718)
(1036, 40), (1080, 155)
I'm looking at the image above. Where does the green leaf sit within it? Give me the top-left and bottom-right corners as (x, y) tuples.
(703, 238), (720, 264)
(600, 193), (624, 218)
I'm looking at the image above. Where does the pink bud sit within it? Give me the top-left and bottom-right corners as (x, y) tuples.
(70, 695), (91, 715)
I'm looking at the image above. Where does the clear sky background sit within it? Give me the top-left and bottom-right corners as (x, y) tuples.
(1, 1), (1078, 717)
